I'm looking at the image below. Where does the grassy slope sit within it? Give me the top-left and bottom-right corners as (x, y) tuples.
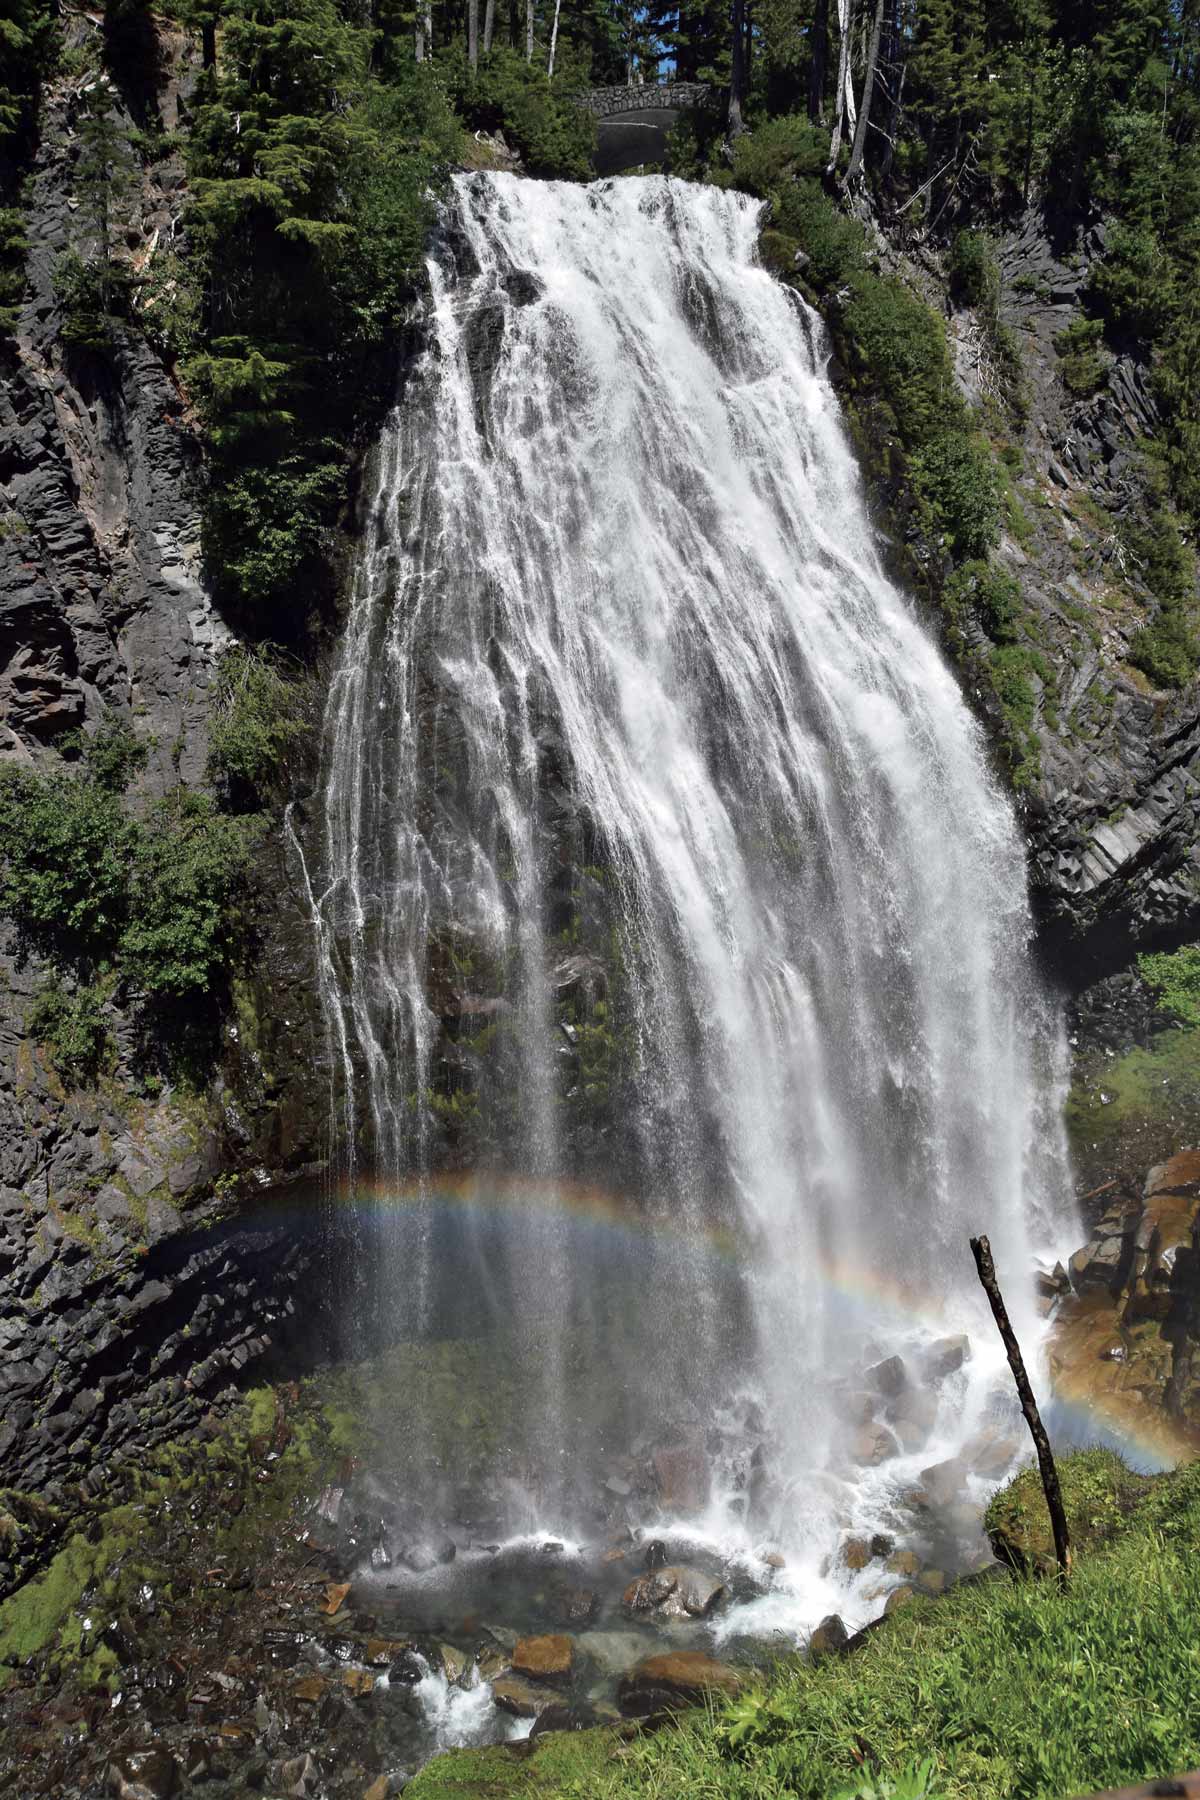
(408, 1450), (1200, 1800)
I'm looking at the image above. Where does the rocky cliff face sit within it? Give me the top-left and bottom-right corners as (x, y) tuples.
(0, 30), (330, 1516)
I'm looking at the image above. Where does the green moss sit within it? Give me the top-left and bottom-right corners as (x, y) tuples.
(0, 1505), (139, 1673)
(406, 1728), (624, 1799)
(983, 1448), (1149, 1574)
(1138, 944), (1200, 1027)
(1065, 1024), (1200, 1156)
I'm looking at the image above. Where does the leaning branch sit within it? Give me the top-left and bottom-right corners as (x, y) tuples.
(970, 1233), (1072, 1581)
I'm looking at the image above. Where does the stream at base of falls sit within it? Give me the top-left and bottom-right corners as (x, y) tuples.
(294, 168), (1078, 1759)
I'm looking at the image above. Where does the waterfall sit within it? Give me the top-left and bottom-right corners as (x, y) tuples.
(305, 171), (1069, 1618)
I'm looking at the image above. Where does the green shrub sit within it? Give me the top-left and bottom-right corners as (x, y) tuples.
(1125, 505), (1199, 689)
(443, 45), (593, 180)
(731, 115), (827, 192)
(987, 642), (1045, 787)
(207, 645), (310, 806)
(0, 769), (133, 966)
(52, 250), (128, 351)
(944, 559), (1021, 640)
(949, 230), (998, 311)
(61, 714), (150, 793)
(910, 433), (1001, 561)
(28, 979), (112, 1086)
(1054, 315), (1108, 397)
(1138, 943), (1200, 1027)
(120, 792), (258, 999)
(837, 272), (962, 449)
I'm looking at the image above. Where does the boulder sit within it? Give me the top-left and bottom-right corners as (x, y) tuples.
(107, 1751), (181, 1800)
(850, 1422), (900, 1466)
(1145, 1151), (1200, 1199)
(885, 1549), (920, 1578)
(621, 1564), (724, 1619)
(919, 1456), (968, 1506)
(866, 1355), (908, 1397)
(921, 1334), (970, 1380)
(917, 1568), (947, 1596)
(511, 1634), (574, 1684)
(839, 1535), (871, 1571)
(491, 1674), (562, 1718)
(884, 1585), (916, 1615)
(652, 1444), (709, 1514)
(808, 1613), (848, 1658)
(617, 1651), (744, 1718)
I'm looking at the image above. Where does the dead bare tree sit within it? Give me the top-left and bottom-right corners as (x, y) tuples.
(547, 0), (562, 75)
(469, 0), (479, 69)
(728, 0), (748, 135)
(842, 0), (885, 184)
(827, 0), (857, 172)
(483, 0), (495, 52)
(970, 1234), (1072, 1582)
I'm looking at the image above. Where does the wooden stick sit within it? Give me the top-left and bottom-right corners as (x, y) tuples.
(970, 1233), (1072, 1580)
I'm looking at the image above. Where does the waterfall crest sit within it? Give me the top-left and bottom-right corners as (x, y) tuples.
(306, 171), (1068, 1614)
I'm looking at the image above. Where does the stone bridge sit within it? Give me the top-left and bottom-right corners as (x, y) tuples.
(574, 81), (716, 175)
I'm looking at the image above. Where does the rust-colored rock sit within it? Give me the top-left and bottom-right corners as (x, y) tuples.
(322, 1581), (351, 1615)
(652, 1443), (709, 1513)
(491, 1673), (562, 1717)
(511, 1633), (574, 1683)
(617, 1650), (744, 1717)
(1145, 1151), (1200, 1199)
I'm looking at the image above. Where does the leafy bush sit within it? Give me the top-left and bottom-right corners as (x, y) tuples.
(62, 714), (150, 793)
(944, 559), (1020, 640)
(909, 433), (1001, 561)
(1054, 315), (1108, 398)
(207, 645), (310, 806)
(443, 45), (594, 180)
(731, 114), (827, 192)
(836, 273), (962, 449)
(28, 979), (112, 1086)
(53, 250), (128, 351)
(949, 230), (998, 311)
(0, 769), (133, 966)
(1138, 943), (1200, 1027)
(120, 792), (258, 999)
(1125, 504), (1199, 689)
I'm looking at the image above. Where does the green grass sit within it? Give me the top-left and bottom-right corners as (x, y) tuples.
(408, 1451), (1200, 1800)
(1138, 944), (1200, 1029)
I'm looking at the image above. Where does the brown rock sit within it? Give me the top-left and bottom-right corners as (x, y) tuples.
(343, 1668), (375, 1696)
(840, 1535), (871, 1571)
(884, 1584), (916, 1614)
(850, 1422), (900, 1466)
(866, 1355), (908, 1396)
(886, 1549), (920, 1577)
(621, 1568), (677, 1613)
(364, 1779), (390, 1800)
(917, 1568), (947, 1596)
(323, 1581), (351, 1616)
(762, 1549), (786, 1570)
(601, 1547), (627, 1564)
(292, 1674), (327, 1703)
(658, 1566), (726, 1620)
(652, 1443), (709, 1514)
(512, 1633), (574, 1684)
(921, 1334), (971, 1380)
(617, 1651), (744, 1718)
(919, 1456), (968, 1506)
(491, 1674), (561, 1718)
(1145, 1151), (1200, 1198)
(808, 1613), (849, 1657)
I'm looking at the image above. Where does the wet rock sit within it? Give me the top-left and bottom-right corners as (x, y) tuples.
(512, 1633), (574, 1684)
(886, 1549), (920, 1578)
(761, 1548), (786, 1570)
(555, 1584), (598, 1624)
(576, 1630), (648, 1675)
(437, 1642), (468, 1684)
(652, 1443), (709, 1513)
(808, 1613), (848, 1658)
(643, 1538), (668, 1571)
(401, 1545), (438, 1574)
(962, 1426), (1022, 1478)
(869, 1533), (894, 1558)
(531, 1700), (599, 1738)
(272, 1752), (319, 1797)
(1035, 1264), (1070, 1299)
(921, 1335), (971, 1380)
(491, 1673), (562, 1718)
(387, 1648), (426, 1686)
(622, 1564), (724, 1619)
(618, 1651), (744, 1718)
(1069, 1236), (1125, 1292)
(850, 1422), (900, 1466)
(919, 1456), (968, 1506)
(917, 1568), (947, 1595)
(622, 1568), (677, 1613)
(866, 1355), (908, 1397)
(884, 1585), (916, 1615)
(107, 1749), (181, 1799)
(839, 1535), (871, 1571)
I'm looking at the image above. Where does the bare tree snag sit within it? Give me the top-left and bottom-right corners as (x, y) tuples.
(469, 0), (479, 70)
(483, 0), (495, 53)
(728, 0), (748, 136)
(843, 0), (885, 184)
(970, 1233), (1072, 1581)
(827, 0), (854, 172)
(547, 0), (562, 76)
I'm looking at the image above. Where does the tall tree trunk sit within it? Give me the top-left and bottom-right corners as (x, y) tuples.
(525, 0), (534, 61)
(424, 0), (433, 55)
(201, 14), (216, 68)
(483, 0), (495, 53)
(468, 0), (479, 68)
(547, 0), (562, 74)
(843, 0), (885, 183)
(827, 0), (853, 170)
(728, 0), (747, 133)
(808, 0), (829, 123)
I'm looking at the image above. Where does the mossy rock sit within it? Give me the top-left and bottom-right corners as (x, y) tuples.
(984, 1448), (1152, 1573)
(402, 1728), (624, 1799)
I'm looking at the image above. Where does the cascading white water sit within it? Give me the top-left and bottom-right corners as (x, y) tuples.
(305, 170), (1070, 1623)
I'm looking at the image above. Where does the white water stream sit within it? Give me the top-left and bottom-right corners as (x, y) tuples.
(304, 171), (1071, 1641)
